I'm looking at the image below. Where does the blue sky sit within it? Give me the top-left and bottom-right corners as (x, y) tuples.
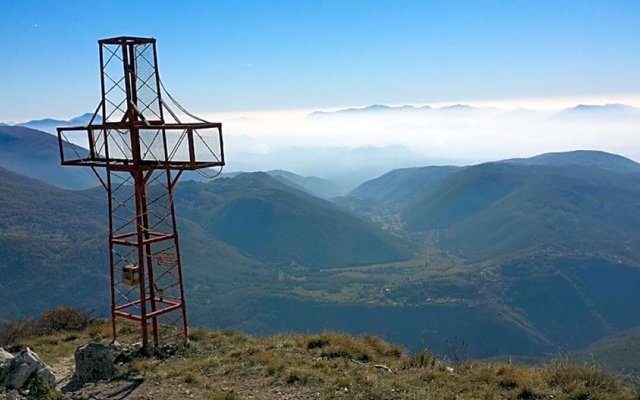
(1, 0), (640, 121)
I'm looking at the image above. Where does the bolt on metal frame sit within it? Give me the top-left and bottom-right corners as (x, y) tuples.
(57, 36), (225, 347)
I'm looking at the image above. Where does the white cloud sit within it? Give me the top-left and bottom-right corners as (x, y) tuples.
(197, 95), (640, 169)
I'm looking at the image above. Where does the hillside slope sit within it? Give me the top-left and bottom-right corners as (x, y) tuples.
(397, 162), (640, 351)
(336, 154), (640, 354)
(267, 169), (349, 198)
(0, 166), (261, 324)
(348, 165), (461, 207)
(570, 327), (640, 374)
(0, 167), (411, 322)
(0, 126), (97, 190)
(0, 166), (107, 320)
(176, 172), (412, 268)
(403, 162), (640, 261)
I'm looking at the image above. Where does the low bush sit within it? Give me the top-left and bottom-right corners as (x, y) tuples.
(0, 306), (92, 345)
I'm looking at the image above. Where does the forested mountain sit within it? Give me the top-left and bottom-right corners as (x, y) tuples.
(176, 172), (411, 268)
(0, 126), (97, 190)
(402, 162), (640, 261)
(348, 165), (461, 207)
(0, 166), (260, 323)
(0, 165), (411, 321)
(3, 126), (640, 360)
(266, 169), (349, 198)
(336, 152), (640, 354)
(0, 166), (106, 320)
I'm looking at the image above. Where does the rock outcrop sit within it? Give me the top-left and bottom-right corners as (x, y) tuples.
(1, 348), (55, 390)
(74, 343), (116, 382)
(0, 348), (13, 369)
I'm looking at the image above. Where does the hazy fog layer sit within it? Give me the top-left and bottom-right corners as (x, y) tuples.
(8, 95), (640, 188)
(198, 96), (640, 183)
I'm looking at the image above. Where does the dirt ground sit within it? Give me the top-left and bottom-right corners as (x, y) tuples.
(51, 356), (323, 400)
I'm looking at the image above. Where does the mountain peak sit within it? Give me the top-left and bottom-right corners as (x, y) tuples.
(502, 150), (640, 173)
(556, 103), (640, 119)
(307, 104), (414, 117)
(14, 113), (101, 134)
(439, 104), (477, 111)
(307, 103), (486, 118)
(573, 103), (633, 111)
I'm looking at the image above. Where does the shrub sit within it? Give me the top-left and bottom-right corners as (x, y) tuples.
(307, 337), (330, 350)
(548, 362), (620, 391)
(517, 387), (540, 399)
(362, 335), (403, 358)
(409, 349), (436, 369)
(25, 376), (66, 400)
(0, 306), (92, 345)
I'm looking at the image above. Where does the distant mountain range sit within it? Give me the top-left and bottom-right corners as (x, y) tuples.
(307, 104), (481, 118)
(227, 144), (431, 192)
(4, 113), (435, 191)
(307, 103), (640, 120)
(0, 124), (360, 196)
(554, 103), (640, 120)
(15, 112), (100, 134)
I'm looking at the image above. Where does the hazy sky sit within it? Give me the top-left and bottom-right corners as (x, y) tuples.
(1, 0), (640, 121)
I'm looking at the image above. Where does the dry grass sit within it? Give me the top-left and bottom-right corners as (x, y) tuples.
(5, 319), (640, 400)
(125, 330), (640, 399)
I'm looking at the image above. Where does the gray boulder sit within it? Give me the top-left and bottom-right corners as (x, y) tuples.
(0, 348), (14, 388)
(3, 347), (55, 390)
(0, 348), (13, 370)
(36, 366), (56, 386)
(74, 343), (115, 382)
(0, 347), (14, 376)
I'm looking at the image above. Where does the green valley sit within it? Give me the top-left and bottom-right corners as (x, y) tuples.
(1, 125), (640, 364)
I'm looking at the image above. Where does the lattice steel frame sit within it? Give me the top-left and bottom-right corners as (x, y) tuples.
(57, 36), (224, 347)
